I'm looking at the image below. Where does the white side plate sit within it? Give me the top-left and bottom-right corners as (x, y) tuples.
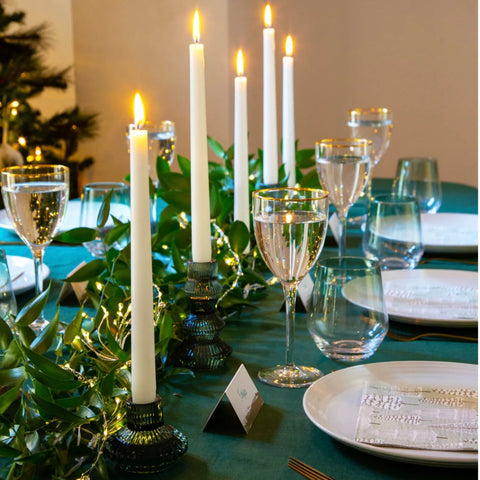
(7, 255), (50, 295)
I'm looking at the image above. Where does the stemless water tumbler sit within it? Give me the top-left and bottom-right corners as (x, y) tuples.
(363, 194), (424, 269)
(308, 256), (388, 362)
(392, 157), (442, 213)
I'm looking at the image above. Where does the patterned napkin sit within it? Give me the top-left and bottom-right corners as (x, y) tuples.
(355, 382), (478, 451)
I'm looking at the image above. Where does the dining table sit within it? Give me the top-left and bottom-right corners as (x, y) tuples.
(0, 178), (477, 480)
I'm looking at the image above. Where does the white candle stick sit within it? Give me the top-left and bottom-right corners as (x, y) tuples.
(282, 35), (296, 187)
(130, 93), (157, 404)
(234, 49), (250, 252)
(262, 4), (278, 186)
(190, 10), (211, 263)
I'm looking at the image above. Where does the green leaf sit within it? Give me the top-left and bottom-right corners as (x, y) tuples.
(299, 168), (322, 189)
(104, 328), (129, 362)
(0, 316), (13, 350)
(100, 369), (115, 397)
(97, 189), (114, 228)
(64, 259), (106, 282)
(0, 367), (26, 387)
(26, 364), (81, 391)
(104, 222), (130, 246)
(229, 221), (250, 254)
(15, 284), (51, 327)
(177, 155), (191, 176)
(0, 382), (22, 415)
(158, 172), (190, 191)
(64, 305), (84, 345)
(54, 227), (97, 244)
(171, 242), (185, 274)
(157, 190), (191, 213)
(31, 394), (85, 423)
(207, 136), (226, 160)
(22, 347), (78, 382)
(29, 307), (60, 354)
(210, 184), (222, 219)
(296, 148), (315, 168)
(156, 156), (171, 178)
(0, 339), (21, 369)
(0, 441), (21, 458)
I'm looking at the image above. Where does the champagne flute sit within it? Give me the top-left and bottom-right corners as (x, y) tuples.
(315, 138), (372, 256)
(347, 107), (393, 224)
(1, 165), (69, 329)
(253, 188), (329, 388)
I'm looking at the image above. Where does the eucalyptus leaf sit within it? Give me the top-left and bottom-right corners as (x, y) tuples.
(15, 284), (51, 327)
(54, 227), (97, 244)
(158, 171), (190, 191)
(22, 347), (78, 382)
(0, 339), (21, 369)
(104, 222), (130, 246)
(25, 364), (82, 391)
(210, 184), (222, 219)
(31, 394), (85, 423)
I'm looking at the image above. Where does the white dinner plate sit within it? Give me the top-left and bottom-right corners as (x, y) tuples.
(421, 213), (478, 253)
(0, 201), (81, 234)
(7, 255), (50, 295)
(344, 269), (478, 327)
(303, 361), (478, 468)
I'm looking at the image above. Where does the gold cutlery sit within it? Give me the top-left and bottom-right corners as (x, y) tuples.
(287, 457), (335, 480)
(387, 330), (477, 342)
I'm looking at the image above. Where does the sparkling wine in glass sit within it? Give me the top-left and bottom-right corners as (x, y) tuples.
(1, 165), (69, 329)
(316, 138), (372, 256)
(253, 188), (329, 388)
(347, 107), (393, 224)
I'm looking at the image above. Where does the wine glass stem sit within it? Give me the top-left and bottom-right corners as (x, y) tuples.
(338, 214), (347, 257)
(283, 282), (297, 367)
(32, 247), (46, 323)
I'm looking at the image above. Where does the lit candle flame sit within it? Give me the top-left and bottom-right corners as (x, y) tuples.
(286, 212), (293, 224)
(134, 92), (145, 128)
(236, 49), (244, 76)
(193, 10), (200, 43)
(264, 4), (272, 27)
(285, 35), (293, 56)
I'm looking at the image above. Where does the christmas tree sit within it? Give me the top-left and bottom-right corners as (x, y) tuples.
(0, 0), (97, 197)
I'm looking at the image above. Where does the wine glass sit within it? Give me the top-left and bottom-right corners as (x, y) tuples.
(315, 138), (372, 256)
(252, 187), (329, 388)
(1, 165), (69, 329)
(347, 107), (393, 223)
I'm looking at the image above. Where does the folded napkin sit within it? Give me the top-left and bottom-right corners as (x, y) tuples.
(355, 382), (478, 451)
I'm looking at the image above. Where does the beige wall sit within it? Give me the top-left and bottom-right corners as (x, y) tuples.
(26, 0), (479, 187)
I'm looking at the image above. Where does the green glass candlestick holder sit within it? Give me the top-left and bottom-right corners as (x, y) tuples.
(176, 260), (232, 370)
(105, 396), (187, 474)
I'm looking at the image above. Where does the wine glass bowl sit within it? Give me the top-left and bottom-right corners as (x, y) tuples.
(315, 138), (372, 256)
(1, 164), (69, 329)
(252, 187), (329, 388)
(347, 107), (393, 167)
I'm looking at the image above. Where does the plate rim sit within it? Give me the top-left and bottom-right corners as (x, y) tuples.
(421, 212), (478, 253)
(379, 268), (478, 327)
(303, 360), (478, 467)
(7, 254), (50, 294)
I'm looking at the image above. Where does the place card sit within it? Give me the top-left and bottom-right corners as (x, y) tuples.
(58, 262), (88, 304)
(203, 364), (264, 434)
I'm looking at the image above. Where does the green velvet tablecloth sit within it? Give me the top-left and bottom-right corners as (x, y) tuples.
(0, 179), (477, 480)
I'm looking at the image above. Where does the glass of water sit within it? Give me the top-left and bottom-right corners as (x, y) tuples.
(363, 194), (424, 269)
(308, 256), (388, 362)
(392, 157), (442, 213)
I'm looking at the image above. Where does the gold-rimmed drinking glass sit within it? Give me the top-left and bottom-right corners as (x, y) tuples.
(252, 188), (329, 388)
(347, 107), (393, 224)
(1, 165), (69, 329)
(315, 138), (372, 256)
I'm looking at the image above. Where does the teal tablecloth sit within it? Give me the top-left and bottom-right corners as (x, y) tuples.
(0, 179), (477, 480)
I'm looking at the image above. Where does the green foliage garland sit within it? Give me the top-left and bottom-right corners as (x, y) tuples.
(0, 140), (318, 479)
